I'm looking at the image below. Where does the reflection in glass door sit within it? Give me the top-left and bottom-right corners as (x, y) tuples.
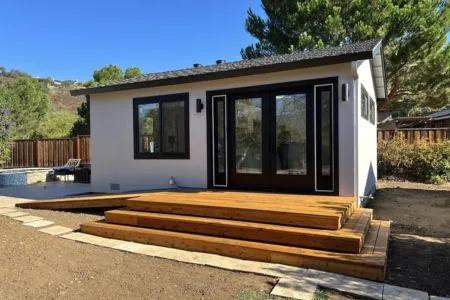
(235, 97), (263, 174)
(212, 95), (227, 186)
(230, 93), (269, 189)
(275, 93), (308, 175)
(315, 84), (334, 191)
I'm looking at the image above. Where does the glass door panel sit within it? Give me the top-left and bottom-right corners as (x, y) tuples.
(212, 95), (227, 186)
(235, 98), (263, 174)
(275, 93), (308, 175)
(315, 85), (334, 191)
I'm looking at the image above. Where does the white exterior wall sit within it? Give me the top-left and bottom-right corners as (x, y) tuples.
(356, 60), (378, 205)
(89, 63), (357, 195)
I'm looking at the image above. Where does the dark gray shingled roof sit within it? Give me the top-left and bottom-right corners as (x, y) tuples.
(71, 38), (383, 96)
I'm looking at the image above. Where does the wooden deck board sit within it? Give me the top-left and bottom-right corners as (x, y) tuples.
(15, 194), (136, 210)
(80, 219), (389, 281)
(127, 191), (355, 230)
(105, 208), (373, 253)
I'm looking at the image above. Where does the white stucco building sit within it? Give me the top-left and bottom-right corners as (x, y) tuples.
(71, 39), (386, 206)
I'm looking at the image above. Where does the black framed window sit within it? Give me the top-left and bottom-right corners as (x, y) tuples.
(133, 93), (190, 159)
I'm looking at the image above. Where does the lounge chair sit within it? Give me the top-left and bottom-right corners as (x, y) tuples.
(53, 158), (81, 181)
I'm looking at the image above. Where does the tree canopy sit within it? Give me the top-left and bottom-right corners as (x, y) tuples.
(242, 0), (450, 114)
(93, 64), (123, 84)
(0, 103), (11, 165)
(0, 75), (51, 139)
(70, 100), (90, 136)
(124, 67), (143, 79)
(35, 111), (77, 139)
(85, 65), (144, 87)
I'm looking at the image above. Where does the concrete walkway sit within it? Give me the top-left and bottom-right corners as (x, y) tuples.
(0, 182), (91, 206)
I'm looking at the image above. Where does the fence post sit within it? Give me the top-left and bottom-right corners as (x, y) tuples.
(34, 140), (39, 167)
(76, 135), (81, 160)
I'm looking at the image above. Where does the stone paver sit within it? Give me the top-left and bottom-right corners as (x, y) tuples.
(13, 215), (43, 223)
(383, 284), (428, 300)
(24, 220), (55, 228)
(0, 208), (17, 214)
(307, 269), (383, 300)
(39, 225), (73, 236)
(61, 232), (127, 248)
(0, 197), (32, 208)
(430, 296), (450, 300)
(3, 211), (29, 218)
(112, 241), (152, 254)
(271, 278), (316, 300)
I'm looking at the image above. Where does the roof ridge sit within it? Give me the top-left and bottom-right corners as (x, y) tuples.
(72, 38), (383, 94)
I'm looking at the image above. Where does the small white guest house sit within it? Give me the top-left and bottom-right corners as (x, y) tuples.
(71, 39), (386, 206)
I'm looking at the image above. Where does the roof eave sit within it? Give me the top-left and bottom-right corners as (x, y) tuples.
(70, 51), (374, 96)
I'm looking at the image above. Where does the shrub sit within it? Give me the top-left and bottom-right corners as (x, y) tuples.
(378, 138), (450, 183)
(0, 109), (11, 166)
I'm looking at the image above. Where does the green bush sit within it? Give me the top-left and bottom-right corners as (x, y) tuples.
(378, 138), (450, 183)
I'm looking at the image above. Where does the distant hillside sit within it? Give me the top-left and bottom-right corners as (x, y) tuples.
(47, 85), (85, 112)
(0, 69), (86, 113)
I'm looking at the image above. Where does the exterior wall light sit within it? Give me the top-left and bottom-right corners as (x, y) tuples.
(196, 98), (204, 113)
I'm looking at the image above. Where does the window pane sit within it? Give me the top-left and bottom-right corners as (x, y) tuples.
(215, 99), (225, 173)
(214, 97), (226, 185)
(138, 103), (160, 153)
(321, 91), (331, 176)
(235, 98), (262, 174)
(162, 101), (185, 153)
(276, 94), (307, 175)
(361, 86), (368, 119)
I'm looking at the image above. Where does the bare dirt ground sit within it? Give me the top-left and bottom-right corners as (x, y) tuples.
(368, 180), (450, 297)
(0, 212), (278, 300)
(2, 180), (448, 299)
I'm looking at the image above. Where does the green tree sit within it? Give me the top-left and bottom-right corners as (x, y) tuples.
(0, 76), (51, 139)
(35, 111), (77, 139)
(0, 104), (11, 166)
(70, 99), (90, 136)
(242, 0), (450, 113)
(92, 64), (123, 84)
(124, 67), (143, 79)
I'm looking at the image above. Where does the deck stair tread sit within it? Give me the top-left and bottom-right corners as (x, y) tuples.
(15, 194), (136, 210)
(127, 192), (355, 230)
(80, 219), (390, 281)
(105, 208), (372, 253)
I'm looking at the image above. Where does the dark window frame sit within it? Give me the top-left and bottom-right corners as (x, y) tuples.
(133, 92), (190, 160)
(369, 97), (376, 124)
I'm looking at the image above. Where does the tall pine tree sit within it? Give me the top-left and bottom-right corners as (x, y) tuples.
(242, 0), (449, 114)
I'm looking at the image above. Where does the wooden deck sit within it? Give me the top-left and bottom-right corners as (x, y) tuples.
(16, 190), (390, 280)
(105, 207), (371, 253)
(15, 194), (135, 210)
(127, 191), (356, 230)
(81, 219), (390, 281)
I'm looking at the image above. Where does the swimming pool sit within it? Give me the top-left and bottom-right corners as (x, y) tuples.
(0, 168), (53, 187)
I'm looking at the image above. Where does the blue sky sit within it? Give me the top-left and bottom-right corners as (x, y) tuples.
(1, 1), (449, 82)
(0, 0), (264, 81)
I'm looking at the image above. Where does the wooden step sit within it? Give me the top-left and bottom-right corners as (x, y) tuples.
(15, 194), (136, 210)
(105, 208), (372, 253)
(80, 220), (390, 281)
(126, 193), (354, 230)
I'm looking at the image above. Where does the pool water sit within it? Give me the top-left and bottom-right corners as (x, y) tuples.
(0, 168), (53, 187)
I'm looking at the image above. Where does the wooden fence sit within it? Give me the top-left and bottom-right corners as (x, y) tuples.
(3, 136), (91, 169)
(378, 128), (450, 143)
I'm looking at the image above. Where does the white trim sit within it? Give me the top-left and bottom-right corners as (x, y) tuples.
(212, 95), (228, 187)
(314, 84), (334, 192)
